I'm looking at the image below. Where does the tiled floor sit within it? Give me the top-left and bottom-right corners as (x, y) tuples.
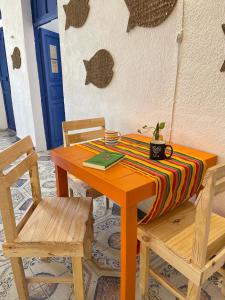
(0, 130), (224, 300)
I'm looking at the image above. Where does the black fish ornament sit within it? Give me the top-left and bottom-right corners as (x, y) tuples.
(124, 0), (178, 32)
(83, 50), (114, 89)
(11, 47), (21, 70)
(63, 0), (90, 30)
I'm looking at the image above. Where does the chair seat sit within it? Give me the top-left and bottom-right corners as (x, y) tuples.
(138, 202), (225, 263)
(16, 197), (92, 244)
(68, 174), (103, 198)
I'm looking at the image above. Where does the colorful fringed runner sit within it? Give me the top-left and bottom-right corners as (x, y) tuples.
(78, 136), (206, 224)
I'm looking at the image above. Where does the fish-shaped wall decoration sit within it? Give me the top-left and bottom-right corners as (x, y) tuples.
(221, 24), (225, 72)
(83, 50), (114, 88)
(124, 0), (178, 32)
(63, 0), (90, 30)
(222, 24), (225, 34)
(11, 47), (21, 70)
(220, 61), (225, 72)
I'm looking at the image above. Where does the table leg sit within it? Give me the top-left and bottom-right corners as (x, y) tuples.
(55, 165), (68, 197)
(120, 204), (137, 300)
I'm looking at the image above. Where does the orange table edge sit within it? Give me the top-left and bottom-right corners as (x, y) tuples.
(51, 134), (217, 300)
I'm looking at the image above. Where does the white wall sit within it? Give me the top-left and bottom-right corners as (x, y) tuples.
(58, 0), (225, 162)
(172, 0), (225, 162)
(0, 0), (46, 150)
(0, 85), (7, 129)
(21, 0), (46, 150)
(41, 18), (59, 33)
(58, 0), (183, 141)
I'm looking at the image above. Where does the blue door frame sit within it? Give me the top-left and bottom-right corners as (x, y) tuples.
(0, 28), (16, 131)
(37, 28), (65, 149)
(31, 0), (65, 149)
(31, 0), (57, 27)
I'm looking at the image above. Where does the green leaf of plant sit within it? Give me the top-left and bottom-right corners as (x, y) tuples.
(159, 122), (165, 130)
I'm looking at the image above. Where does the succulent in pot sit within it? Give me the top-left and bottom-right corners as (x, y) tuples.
(138, 122), (165, 141)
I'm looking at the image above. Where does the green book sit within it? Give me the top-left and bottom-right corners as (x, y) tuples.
(83, 151), (125, 170)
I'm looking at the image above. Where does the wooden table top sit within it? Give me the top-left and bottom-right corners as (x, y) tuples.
(51, 134), (217, 208)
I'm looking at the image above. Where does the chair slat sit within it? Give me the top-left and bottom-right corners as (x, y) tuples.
(192, 174), (216, 268)
(62, 117), (105, 132)
(4, 152), (38, 187)
(16, 202), (37, 234)
(0, 136), (33, 170)
(149, 268), (186, 300)
(27, 276), (73, 284)
(202, 246), (225, 282)
(215, 178), (225, 195)
(0, 176), (17, 242)
(67, 129), (105, 145)
(209, 163), (225, 180)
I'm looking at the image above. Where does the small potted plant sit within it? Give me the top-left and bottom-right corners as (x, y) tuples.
(152, 122), (165, 141)
(138, 122), (165, 141)
(138, 122), (173, 160)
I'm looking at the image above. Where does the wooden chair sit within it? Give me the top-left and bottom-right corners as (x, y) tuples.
(0, 136), (93, 300)
(138, 163), (225, 300)
(62, 117), (110, 209)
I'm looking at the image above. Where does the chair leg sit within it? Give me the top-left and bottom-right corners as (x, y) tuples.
(72, 257), (85, 300)
(10, 257), (29, 300)
(87, 201), (94, 242)
(139, 243), (149, 299)
(187, 281), (201, 300)
(84, 210), (94, 260)
(88, 214), (94, 243)
(106, 197), (110, 209)
(222, 274), (225, 296)
(69, 188), (74, 197)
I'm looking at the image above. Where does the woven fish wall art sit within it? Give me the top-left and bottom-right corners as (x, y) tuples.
(222, 24), (225, 34)
(124, 0), (178, 32)
(221, 24), (225, 72)
(83, 49), (114, 89)
(63, 0), (90, 30)
(11, 47), (21, 70)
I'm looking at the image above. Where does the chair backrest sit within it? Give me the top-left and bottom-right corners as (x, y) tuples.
(0, 136), (41, 242)
(192, 163), (225, 268)
(62, 117), (105, 147)
(210, 163), (225, 195)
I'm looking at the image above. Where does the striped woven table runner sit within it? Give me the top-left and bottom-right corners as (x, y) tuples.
(78, 136), (206, 224)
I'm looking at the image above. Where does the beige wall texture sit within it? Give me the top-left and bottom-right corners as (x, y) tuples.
(172, 0), (225, 162)
(58, 0), (225, 162)
(58, 0), (183, 141)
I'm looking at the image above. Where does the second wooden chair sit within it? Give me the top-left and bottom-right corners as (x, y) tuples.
(62, 117), (110, 209)
(138, 164), (225, 300)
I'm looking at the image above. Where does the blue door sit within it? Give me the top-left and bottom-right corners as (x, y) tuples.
(38, 28), (65, 149)
(0, 28), (16, 131)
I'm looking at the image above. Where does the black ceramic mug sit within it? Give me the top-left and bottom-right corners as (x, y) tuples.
(150, 141), (173, 160)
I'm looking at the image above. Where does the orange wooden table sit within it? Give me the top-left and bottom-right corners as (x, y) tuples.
(51, 134), (217, 300)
